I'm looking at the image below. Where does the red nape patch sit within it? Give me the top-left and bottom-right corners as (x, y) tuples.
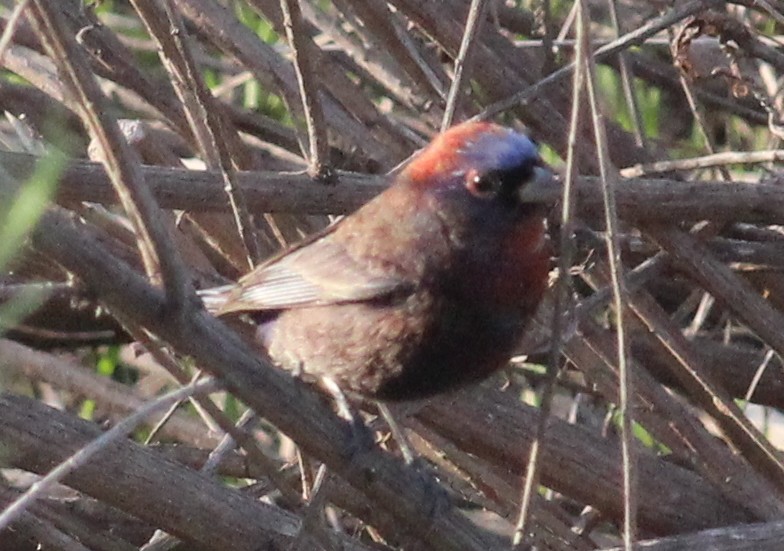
(405, 121), (502, 183)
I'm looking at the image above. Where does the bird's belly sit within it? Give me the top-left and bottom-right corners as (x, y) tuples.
(263, 295), (527, 401)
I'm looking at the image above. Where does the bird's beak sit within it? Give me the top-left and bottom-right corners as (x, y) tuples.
(517, 165), (561, 204)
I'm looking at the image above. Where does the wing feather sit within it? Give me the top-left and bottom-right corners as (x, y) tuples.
(204, 230), (410, 315)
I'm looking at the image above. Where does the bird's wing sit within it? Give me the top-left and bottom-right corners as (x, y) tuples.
(206, 233), (411, 315)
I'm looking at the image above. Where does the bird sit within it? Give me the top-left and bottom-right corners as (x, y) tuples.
(201, 121), (557, 404)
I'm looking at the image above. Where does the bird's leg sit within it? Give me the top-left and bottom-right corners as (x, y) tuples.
(377, 402), (416, 465)
(377, 403), (453, 520)
(321, 377), (374, 454)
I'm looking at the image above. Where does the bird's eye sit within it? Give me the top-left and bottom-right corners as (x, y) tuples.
(465, 169), (502, 199)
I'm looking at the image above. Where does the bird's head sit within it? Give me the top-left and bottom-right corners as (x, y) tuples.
(384, 121), (558, 317)
(399, 121), (558, 238)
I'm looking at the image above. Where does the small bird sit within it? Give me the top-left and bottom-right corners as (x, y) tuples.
(202, 121), (557, 402)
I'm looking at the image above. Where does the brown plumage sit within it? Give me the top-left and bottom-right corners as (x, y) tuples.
(201, 121), (557, 401)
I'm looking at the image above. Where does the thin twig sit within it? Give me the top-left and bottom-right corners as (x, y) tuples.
(674, 69), (733, 181)
(621, 149), (784, 177)
(511, 4), (586, 546)
(475, 0), (708, 120)
(0, 0), (31, 64)
(607, 0), (646, 148)
(28, 0), (192, 309)
(441, 0), (489, 130)
(140, 408), (261, 551)
(363, 0), (447, 98)
(0, 378), (220, 533)
(178, 0), (398, 165)
(0, 337), (218, 447)
(280, 0), (331, 179)
(641, 227), (784, 497)
(122, 325), (302, 506)
(305, 0), (444, 107)
(131, 0), (262, 267)
(743, 349), (776, 406)
(578, 0), (635, 546)
(143, 369), (205, 445)
(538, 0), (556, 75)
(289, 464), (341, 551)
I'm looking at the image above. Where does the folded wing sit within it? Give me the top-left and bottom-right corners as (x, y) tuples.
(202, 233), (411, 315)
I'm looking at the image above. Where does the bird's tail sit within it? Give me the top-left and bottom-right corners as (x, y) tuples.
(197, 285), (233, 315)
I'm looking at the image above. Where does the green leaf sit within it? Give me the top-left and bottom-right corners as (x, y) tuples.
(0, 284), (51, 340)
(0, 151), (66, 269)
(80, 399), (96, 420)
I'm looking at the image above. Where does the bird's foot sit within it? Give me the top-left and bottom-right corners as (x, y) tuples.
(321, 377), (377, 458)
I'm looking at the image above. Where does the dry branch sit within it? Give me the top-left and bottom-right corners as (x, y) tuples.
(28, 207), (495, 550)
(417, 388), (752, 535)
(2, 151), (784, 224)
(0, 393), (376, 551)
(0, 338), (220, 448)
(603, 520), (784, 551)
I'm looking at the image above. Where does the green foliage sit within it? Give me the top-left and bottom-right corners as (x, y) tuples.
(537, 142), (562, 167)
(0, 151), (65, 268)
(636, 80), (661, 139)
(596, 64), (660, 139)
(79, 398), (97, 420)
(610, 408), (671, 455)
(84, 345), (137, 386)
(97, 345), (120, 378)
(227, 3), (290, 122)
(518, 362), (548, 376)
(79, 346), (127, 421)
(91, 0), (117, 16)
(222, 392), (242, 421)
(0, 71), (30, 87)
(234, 3), (279, 43)
(0, 286), (47, 340)
(0, 152), (65, 338)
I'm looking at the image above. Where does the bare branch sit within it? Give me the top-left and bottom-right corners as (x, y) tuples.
(27, 0), (192, 309)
